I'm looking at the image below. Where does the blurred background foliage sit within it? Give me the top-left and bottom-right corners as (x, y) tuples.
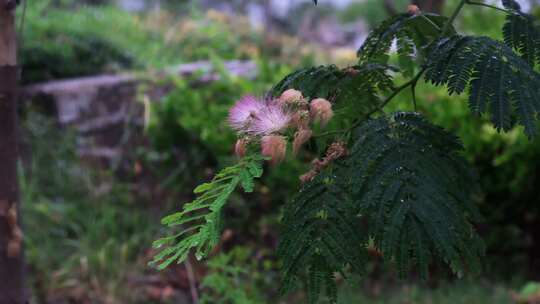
(18, 0), (540, 303)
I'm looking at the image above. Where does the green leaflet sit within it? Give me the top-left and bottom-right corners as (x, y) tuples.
(151, 154), (265, 270)
(269, 64), (394, 100)
(278, 172), (368, 304)
(269, 65), (343, 100)
(347, 112), (484, 278)
(358, 13), (454, 75)
(502, 0), (540, 68)
(424, 35), (540, 137)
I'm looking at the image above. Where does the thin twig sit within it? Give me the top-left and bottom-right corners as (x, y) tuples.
(185, 258), (200, 304)
(442, 0), (468, 35)
(410, 67), (426, 112)
(465, 1), (512, 14)
(420, 14), (442, 31)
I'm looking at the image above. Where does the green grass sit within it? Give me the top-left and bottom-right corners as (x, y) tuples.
(21, 112), (160, 303)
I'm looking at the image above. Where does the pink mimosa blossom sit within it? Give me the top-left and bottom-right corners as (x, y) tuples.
(228, 96), (265, 132)
(278, 89), (303, 106)
(310, 98), (334, 127)
(261, 135), (287, 165)
(249, 102), (291, 135)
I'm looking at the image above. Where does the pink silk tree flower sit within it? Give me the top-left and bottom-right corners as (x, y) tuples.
(261, 135), (287, 165)
(278, 89), (303, 107)
(249, 102), (291, 135)
(310, 98), (334, 127)
(228, 96), (265, 132)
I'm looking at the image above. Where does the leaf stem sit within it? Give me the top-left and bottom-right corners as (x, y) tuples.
(465, 1), (512, 14)
(420, 14), (442, 31)
(442, 0), (468, 35)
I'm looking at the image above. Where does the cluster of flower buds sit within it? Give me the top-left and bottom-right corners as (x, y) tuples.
(300, 142), (348, 183)
(228, 89), (334, 164)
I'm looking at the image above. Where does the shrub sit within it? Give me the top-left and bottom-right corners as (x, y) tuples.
(152, 1), (540, 303)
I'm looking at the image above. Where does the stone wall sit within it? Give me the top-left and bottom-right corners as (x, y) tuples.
(20, 60), (257, 168)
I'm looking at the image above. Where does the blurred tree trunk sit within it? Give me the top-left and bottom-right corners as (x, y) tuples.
(0, 1), (25, 303)
(412, 0), (445, 13)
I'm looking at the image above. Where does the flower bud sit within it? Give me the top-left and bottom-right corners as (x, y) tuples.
(235, 138), (248, 158)
(407, 4), (420, 15)
(279, 89), (303, 106)
(261, 135), (287, 165)
(310, 98), (334, 126)
(293, 129), (313, 154)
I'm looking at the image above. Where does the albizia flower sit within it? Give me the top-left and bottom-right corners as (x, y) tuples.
(278, 89), (303, 106)
(261, 135), (287, 165)
(407, 4), (421, 15)
(249, 102), (291, 135)
(228, 96), (265, 131)
(310, 98), (334, 126)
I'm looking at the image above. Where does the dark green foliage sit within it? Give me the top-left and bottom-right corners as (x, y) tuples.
(151, 155), (265, 269)
(335, 64), (395, 105)
(502, 0), (540, 67)
(347, 112), (484, 278)
(278, 173), (368, 304)
(357, 13), (453, 76)
(424, 35), (540, 137)
(270, 65), (343, 100)
(278, 113), (483, 302)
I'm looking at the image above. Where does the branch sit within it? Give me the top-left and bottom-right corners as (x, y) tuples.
(442, 0), (467, 35)
(465, 1), (512, 14)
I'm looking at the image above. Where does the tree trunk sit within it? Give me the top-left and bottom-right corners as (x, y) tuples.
(0, 1), (25, 303)
(412, 0), (445, 13)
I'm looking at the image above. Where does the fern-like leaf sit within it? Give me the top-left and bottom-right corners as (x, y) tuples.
(278, 172), (368, 304)
(502, 0), (540, 67)
(347, 112), (484, 278)
(151, 155), (265, 269)
(358, 13), (453, 74)
(424, 35), (540, 137)
(270, 65), (343, 100)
